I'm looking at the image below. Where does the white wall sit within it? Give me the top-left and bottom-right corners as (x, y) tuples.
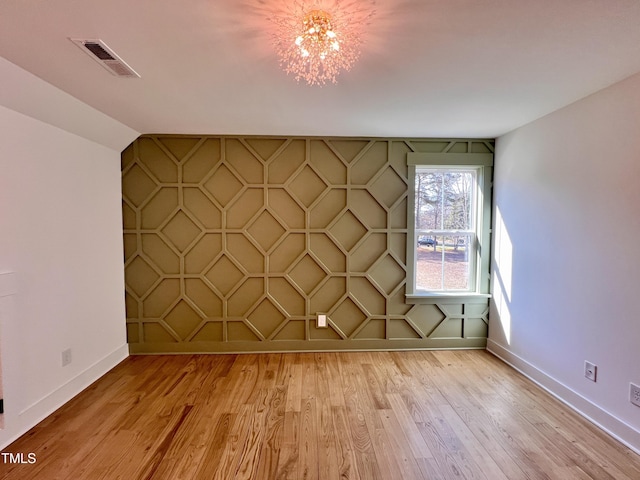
(489, 71), (640, 452)
(0, 57), (136, 151)
(0, 59), (138, 450)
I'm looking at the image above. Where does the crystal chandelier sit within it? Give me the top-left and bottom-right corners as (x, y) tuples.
(272, 3), (371, 86)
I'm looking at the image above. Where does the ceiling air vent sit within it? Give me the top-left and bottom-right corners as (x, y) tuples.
(70, 38), (140, 78)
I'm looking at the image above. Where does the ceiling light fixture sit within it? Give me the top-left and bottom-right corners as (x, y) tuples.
(272, 2), (373, 86)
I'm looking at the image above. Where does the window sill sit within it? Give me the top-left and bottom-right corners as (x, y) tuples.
(405, 292), (491, 304)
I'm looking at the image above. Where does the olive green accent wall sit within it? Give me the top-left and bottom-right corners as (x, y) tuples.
(122, 136), (494, 354)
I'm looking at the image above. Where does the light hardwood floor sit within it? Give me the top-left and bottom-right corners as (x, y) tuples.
(1, 350), (639, 479)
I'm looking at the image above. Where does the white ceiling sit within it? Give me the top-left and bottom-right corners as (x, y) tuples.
(2, 0), (640, 139)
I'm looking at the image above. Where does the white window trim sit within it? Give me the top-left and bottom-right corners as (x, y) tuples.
(405, 152), (493, 304)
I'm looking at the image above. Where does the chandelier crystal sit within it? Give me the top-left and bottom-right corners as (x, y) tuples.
(272, 3), (371, 86)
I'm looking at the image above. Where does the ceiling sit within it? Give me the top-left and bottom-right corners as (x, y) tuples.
(2, 0), (640, 139)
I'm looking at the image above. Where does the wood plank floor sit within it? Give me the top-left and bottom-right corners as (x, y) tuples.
(2, 350), (640, 479)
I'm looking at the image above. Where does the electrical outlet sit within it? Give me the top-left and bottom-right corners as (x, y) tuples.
(62, 348), (72, 367)
(630, 383), (640, 408)
(317, 313), (327, 328)
(584, 361), (597, 382)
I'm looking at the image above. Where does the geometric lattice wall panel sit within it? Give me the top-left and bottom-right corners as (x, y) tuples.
(123, 136), (493, 353)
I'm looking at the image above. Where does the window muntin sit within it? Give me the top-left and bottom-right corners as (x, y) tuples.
(413, 168), (479, 293)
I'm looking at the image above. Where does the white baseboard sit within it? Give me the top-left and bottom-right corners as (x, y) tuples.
(0, 344), (128, 450)
(487, 339), (640, 456)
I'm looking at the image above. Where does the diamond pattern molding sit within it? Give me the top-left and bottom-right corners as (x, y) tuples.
(122, 136), (494, 353)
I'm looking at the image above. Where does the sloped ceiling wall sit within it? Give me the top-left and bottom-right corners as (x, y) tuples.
(123, 136), (493, 353)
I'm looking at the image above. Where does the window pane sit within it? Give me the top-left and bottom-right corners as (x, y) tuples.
(416, 170), (475, 232)
(415, 171), (443, 230)
(442, 235), (471, 290)
(443, 171), (474, 230)
(415, 234), (473, 291)
(415, 235), (442, 290)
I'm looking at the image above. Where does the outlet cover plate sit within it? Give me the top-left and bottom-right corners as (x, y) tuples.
(631, 383), (640, 407)
(584, 361), (597, 382)
(62, 348), (72, 367)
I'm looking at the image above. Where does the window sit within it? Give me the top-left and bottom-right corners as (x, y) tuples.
(406, 153), (492, 302)
(415, 167), (477, 291)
